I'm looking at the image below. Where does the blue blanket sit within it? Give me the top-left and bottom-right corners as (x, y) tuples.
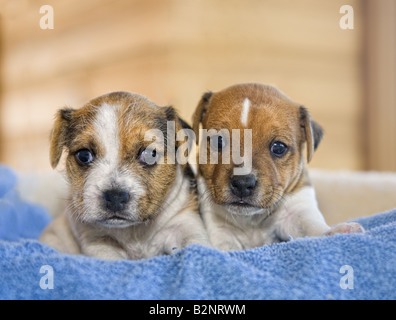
(1, 164), (396, 300)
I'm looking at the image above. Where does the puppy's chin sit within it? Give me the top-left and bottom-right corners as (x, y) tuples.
(210, 188), (284, 217)
(209, 186), (285, 216)
(96, 215), (143, 228)
(209, 190), (267, 216)
(224, 203), (265, 216)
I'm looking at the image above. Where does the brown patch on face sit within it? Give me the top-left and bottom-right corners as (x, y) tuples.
(50, 91), (189, 225)
(117, 122), (177, 222)
(193, 83), (323, 211)
(50, 104), (104, 220)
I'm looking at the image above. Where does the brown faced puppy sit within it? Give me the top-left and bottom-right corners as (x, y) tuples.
(40, 91), (209, 259)
(192, 83), (364, 251)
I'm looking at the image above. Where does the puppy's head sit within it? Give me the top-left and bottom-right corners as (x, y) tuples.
(192, 83), (323, 215)
(51, 91), (188, 227)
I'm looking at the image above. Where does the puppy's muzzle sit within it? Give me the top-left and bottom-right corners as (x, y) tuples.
(102, 189), (130, 212)
(230, 174), (256, 198)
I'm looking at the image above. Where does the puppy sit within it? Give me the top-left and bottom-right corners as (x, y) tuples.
(192, 83), (364, 251)
(40, 91), (209, 259)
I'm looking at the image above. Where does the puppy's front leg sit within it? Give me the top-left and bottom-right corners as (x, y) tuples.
(275, 187), (364, 240)
(158, 211), (211, 255)
(275, 187), (331, 240)
(325, 222), (365, 235)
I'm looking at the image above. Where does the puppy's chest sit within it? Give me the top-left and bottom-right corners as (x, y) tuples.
(229, 223), (280, 249)
(206, 208), (280, 250)
(112, 226), (165, 259)
(111, 213), (188, 259)
(236, 224), (280, 248)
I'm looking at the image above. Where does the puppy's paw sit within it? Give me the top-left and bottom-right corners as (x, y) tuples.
(325, 222), (365, 236)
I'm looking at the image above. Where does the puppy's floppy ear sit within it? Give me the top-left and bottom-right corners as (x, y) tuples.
(163, 106), (194, 166)
(176, 116), (193, 132)
(50, 108), (74, 168)
(299, 106), (323, 163)
(163, 106), (194, 147)
(192, 91), (213, 144)
(175, 115), (195, 156)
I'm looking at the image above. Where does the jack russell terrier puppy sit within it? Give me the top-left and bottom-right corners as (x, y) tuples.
(192, 83), (364, 251)
(40, 91), (209, 259)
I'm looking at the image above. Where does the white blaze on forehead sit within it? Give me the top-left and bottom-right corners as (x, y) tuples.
(94, 103), (120, 164)
(241, 98), (250, 127)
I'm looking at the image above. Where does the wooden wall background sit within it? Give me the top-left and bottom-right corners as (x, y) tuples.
(0, 0), (394, 172)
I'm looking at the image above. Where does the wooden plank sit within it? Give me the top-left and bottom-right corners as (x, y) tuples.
(363, 0), (396, 171)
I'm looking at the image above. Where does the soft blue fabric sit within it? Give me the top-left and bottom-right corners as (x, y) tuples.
(1, 164), (395, 300)
(0, 165), (51, 242)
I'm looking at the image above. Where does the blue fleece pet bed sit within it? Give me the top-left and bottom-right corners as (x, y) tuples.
(1, 164), (396, 300)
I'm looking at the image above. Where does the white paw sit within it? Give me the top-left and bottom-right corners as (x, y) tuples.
(325, 222), (365, 236)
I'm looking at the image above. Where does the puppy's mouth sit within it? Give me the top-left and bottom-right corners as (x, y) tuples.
(225, 200), (265, 216)
(97, 215), (140, 228)
(230, 200), (254, 207)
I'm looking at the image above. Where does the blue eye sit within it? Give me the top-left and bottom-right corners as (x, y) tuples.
(75, 149), (94, 165)
(139, 148), (157, 166)
(270, 141), (288, 157)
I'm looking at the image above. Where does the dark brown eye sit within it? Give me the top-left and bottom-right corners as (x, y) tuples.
(210, 135), (226, 152)
(75, 149), (94, 165)
(139, 148), (157, 166)
(270, 141), (288, 157)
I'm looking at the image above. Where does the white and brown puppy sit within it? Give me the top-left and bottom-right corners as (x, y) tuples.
(192, 83), (364, 251)
(40, 91), (209, 260)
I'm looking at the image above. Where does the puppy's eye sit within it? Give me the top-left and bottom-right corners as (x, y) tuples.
(270, 141), (288, 157)
(75, 149), (94, 165)
(139, 148), (157, 166)
(211, 135), (226, 152)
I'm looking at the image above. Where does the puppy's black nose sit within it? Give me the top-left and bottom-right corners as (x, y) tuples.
(230, 174), (256, 198)
(103, 189), (130, 212)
